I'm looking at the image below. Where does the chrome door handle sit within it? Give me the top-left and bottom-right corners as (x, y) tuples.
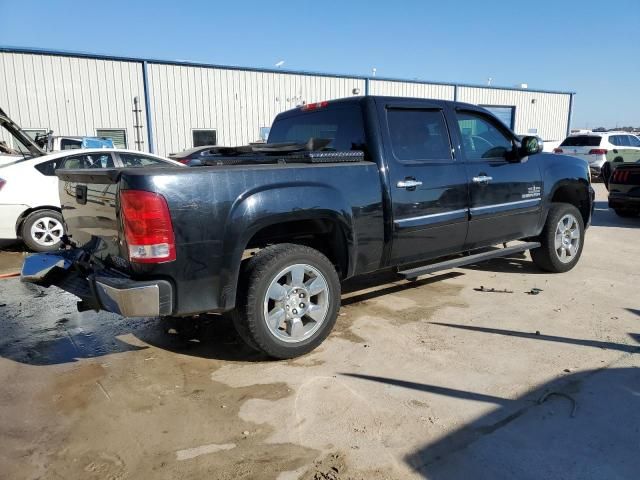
(397, 179), (423, 189)
(472, 175), (493, 184)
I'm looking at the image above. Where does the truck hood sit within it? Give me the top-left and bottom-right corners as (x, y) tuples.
(0, 107), (46, 158)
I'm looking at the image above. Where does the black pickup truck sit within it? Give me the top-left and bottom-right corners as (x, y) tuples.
(607, 162), (640, 217)
(22, 96), (594, 359)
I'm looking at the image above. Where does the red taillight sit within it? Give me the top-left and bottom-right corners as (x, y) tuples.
(177, 158), (189, 165)
(0, 178), (5, 191)
(301, 101), (329, 111)
(613, 170), (631, 183)
(120, 190), (176, 263)
(553, 148), (563, 153)
(588, 149), (608, 155)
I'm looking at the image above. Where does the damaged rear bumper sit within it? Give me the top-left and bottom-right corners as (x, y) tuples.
(21, 250), (173, 317)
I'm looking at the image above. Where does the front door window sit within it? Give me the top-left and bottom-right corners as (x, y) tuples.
(457, 112), (513, 160)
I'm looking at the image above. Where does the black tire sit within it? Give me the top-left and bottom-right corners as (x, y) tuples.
(20, 209), (65, 252)
(614, 208), (639, 218)
(530, 203), (585, 273)
(601, 162), (612, 189)
(227, 311), (261, 352)
(230, 243), (341, 359)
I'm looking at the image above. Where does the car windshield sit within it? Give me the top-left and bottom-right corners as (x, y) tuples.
(560, 136), (601, 147)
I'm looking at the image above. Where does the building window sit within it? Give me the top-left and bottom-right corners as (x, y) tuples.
(480, 106), (515, 130)
(193, 129), (217, 147)
(96, 129), (127, 149)
(23, 129), (47, 140)
(259, 127), (271, 142)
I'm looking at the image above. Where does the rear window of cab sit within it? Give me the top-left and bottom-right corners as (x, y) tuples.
(560, 136), (602, 147)
(268, 105), (367, 152)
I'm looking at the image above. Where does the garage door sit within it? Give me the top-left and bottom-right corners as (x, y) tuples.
(96, 129), (127, 149)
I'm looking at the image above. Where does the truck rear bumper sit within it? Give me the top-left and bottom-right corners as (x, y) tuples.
(21, 250), (174, 317)
(608, 191), (640, 209)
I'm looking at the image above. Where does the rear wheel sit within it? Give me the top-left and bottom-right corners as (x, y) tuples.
(231, 244), (340, 359)
(531, 203), (584, 273)
(20, 209), (65, 252)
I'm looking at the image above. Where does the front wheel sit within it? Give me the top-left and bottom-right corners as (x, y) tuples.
(231, 244), (341, 359)
(530, 203), (584, 273)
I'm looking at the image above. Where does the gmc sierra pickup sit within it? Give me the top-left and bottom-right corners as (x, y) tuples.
(22, 96), (594, 359)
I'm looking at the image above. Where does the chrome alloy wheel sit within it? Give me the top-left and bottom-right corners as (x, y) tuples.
(263, 263), (330, 343)
(554, 213), (580, 263)
(30, 217), (64, 247)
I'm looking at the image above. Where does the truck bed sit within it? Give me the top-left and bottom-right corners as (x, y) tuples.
(57, 160), (384, 315)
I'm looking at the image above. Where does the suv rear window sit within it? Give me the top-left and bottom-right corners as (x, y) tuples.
(268, 105), (366, 152)
(560, 136), (601, 147)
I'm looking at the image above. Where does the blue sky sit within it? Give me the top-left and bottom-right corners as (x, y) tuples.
(1, 0), (638, 128)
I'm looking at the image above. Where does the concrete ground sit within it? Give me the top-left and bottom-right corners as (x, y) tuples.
(0, 240), (26, 276)
(0, 183), (638, 479)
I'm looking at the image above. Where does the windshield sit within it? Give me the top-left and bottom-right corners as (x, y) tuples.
(560, 136), (601, 147)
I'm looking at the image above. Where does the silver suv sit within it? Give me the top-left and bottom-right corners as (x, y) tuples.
(554, 132), (640, 178)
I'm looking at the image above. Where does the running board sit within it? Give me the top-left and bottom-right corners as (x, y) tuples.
(397, 242), (541, 280)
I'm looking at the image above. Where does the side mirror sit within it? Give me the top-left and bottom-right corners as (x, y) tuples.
(520, 136), (544, 157)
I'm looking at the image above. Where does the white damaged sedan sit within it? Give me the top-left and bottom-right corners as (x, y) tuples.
(0, 148), (183, 252)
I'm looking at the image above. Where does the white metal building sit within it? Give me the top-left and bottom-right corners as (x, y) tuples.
(0, 47), (574, 157)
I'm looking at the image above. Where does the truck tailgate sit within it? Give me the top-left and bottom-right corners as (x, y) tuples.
(56, 168), (123, 265)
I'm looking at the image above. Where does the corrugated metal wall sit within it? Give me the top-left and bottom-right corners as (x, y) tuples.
(0, 50), (573, 156)
(0, 52), (148, 150)
(147, 64), (365, 154)
(369, 79), (454, 100)
(458, 87), (570, 141)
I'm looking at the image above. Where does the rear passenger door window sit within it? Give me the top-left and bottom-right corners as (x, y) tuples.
(387, 109), (453, 163)
(61, 153), (115, 169)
